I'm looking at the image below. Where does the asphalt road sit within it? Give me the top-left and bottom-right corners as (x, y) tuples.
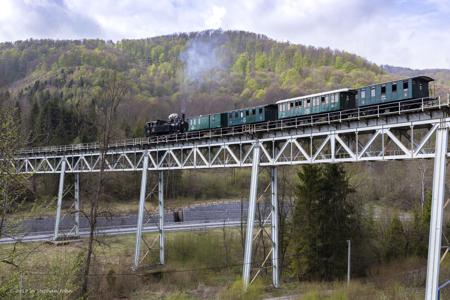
(3, 201), (261, 237)
(0, 221), (244, 244)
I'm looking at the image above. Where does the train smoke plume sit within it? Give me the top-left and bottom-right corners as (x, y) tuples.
(179, 30), (227, 114)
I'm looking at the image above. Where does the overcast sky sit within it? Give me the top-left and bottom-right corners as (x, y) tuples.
(0, 0), (449, 69)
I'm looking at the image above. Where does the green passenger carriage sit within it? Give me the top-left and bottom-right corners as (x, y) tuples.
(356, 76), (433, 107)
(276, 89), (357, 119)
(187, 113), (228, 132)
(227, 104), (278, 127)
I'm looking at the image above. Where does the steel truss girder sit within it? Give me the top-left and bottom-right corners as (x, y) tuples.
(11, 118), (450, 174)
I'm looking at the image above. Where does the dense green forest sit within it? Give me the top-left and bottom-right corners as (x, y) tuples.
(0, 30), (389, 146)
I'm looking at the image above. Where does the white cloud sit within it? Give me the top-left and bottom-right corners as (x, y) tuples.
(0, 0), (448, 69)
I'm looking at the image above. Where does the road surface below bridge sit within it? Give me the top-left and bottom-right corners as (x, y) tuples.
(1, 201), (276, 243)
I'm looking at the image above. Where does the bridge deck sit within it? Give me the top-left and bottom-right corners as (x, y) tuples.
(16, 97), (448, 157)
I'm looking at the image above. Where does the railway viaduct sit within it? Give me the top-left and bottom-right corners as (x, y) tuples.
(2, 97), (450, 299)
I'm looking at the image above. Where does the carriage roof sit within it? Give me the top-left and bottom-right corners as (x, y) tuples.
(276, 88), (351, 104)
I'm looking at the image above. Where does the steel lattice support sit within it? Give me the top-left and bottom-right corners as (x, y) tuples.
(425, 122), (448, 300)
(270, 167), (279, 288)
(243, 144), (260, 289)
(134, 154), (165, 269)
(158, 170), (165, 265)
(74, 173), (80, 237)
(134, 151), (149, 269)
(53, 159), (66, 240)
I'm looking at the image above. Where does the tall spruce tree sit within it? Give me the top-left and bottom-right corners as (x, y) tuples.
(291, 164), (359, 281)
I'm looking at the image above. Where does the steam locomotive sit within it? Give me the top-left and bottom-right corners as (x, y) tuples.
(145, 76), (434, 137)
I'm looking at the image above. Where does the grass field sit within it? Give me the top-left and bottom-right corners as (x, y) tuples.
(1, 227), (445, 299)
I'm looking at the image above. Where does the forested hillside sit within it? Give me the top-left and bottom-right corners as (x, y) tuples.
(0, 30), (385, 146)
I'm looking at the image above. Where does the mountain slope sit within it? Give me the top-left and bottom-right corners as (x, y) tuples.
(0, 30), (386, 145)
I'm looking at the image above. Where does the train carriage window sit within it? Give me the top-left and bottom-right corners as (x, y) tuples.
(240, 112), (244, 118)
(306, 99), (310, 107)
(246, 111), (249, 116)
(419, 83), (423, 91)
(325, 95), (329, 104)
(235, 112), (238, 118)
(381, 85), (386, 100)
(299, 100), (303, 107)
(361, 90), (366, 99)
(259, 108), (263, 114)
(403, 81), (409, 96)
(321, 96), (325, 104)
(290, 102), (294, 109)
(252, 109), (256, 115)
(392, 83), (397, 93)
(371, 87), (376, 97)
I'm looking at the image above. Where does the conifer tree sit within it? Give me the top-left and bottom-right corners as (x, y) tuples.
(291, 164), (359, 281)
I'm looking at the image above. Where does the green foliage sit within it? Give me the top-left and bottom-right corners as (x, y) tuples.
(384, 214), (407, 261)
(218, 277), (264, 300)
(0, 271), (19, 299)
(291, 164), (360, 281)
(409, 191), (432, 257)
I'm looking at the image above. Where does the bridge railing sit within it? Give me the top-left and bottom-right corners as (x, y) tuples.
(15, 97), (448, 156)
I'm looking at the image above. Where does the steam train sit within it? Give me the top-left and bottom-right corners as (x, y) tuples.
(145, 76), (434, 137)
